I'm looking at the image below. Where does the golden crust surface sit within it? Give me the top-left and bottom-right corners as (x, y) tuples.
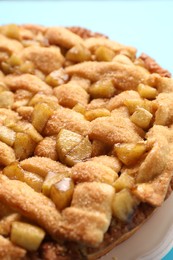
(5, 74), (52, 94)
(66, 61), (149, 88)
(45, 27), (85, 49)
(57, 182), (114, 246)
(0, 175), (61, 237)
(0, 235), (26, 260)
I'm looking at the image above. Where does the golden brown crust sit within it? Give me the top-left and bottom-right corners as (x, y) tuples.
(5, 74), (52, 95)
(138, 53), (171, 78)
(43, 108), (90, 136)
(20, 46), (65, 74)
(66, 61), (149, 88)
(107, 90), (141, 111)
(20, 156), (70, 177)
(0, 175), (61, 238)
(89, 112), (142, 145)
(88, 216), (150, 259)
(0, 213), (20, 236)
(67, 26), (107, 39)
(45, 27), (85, 49)
(56, 182), (114, 247)
(0, 34), (23, 54)
(0, 235), (26, 259)
(35, 203), (155, 260)
(54, 82), (89, 108)
(0, 140), (16, 166)
(155, 93), (173, 125)
(34, 136), (58, 161)
(21, 24), (47, 34)
(85, 37), (136, 60)
(88, 155), (121, 173)
(72, 161), (118, 184)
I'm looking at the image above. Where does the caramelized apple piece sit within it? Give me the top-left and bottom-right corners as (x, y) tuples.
(14, 132), (36, 160)
(20, 60), (35, 74)
(0, 125), (16, 146)
(143, 99), (157, 114)
(66, 44), (91, 62)
(25, 124), (43, 143)
(85, 108), (110, 121)
(124, 98), (156, 114)
(56, 129), (83, 163)
(124, 99), (144, 114)
(72, 103), (86, 115)
(3, 162), (24, 180)
(42, 171), (69, 197)
(65, 136), (92, 166)
(8, 121), (43, 143)
(22, 171), (43, 192)
(11, 221), (45, 251)
(3, 162), (43, 192)
(130, 107), (153, 129)
(50, 177), (74, 210)
(29, 93), (59, 110)
(89, 78), (115, 99)
(1, 24), (20, 40)
(45, 68), (69, 87)
(32, 103), (54, 133)
(7, 53), (22, 66)
(91, 139), (108, 157)
(0, 141), (16, 166)
(114, 142), (146, 166)
(95, 46), (115, 61)
(137, 83), (158, 99)
(112, 189), (139, 221)
(114, 173), (134, 191)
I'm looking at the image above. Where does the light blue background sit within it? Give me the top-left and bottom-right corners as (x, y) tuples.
(0, 1), (173, 259)
(0, 0), (173, 74)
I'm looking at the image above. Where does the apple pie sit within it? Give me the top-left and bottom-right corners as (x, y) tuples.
(0, 24), (172, 259)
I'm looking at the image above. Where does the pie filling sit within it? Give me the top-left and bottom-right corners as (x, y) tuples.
(0, 24), (172, 259)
